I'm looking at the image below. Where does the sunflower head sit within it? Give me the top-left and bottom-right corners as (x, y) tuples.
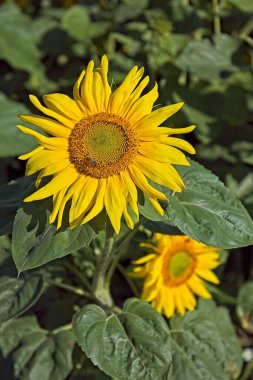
(131, 234), (221, 317)
(18, 55), (195, 234)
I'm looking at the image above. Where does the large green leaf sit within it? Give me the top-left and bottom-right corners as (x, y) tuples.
(236, 282), (253, 333)
(0, 272), (44, 324)
(12, 199), (97, 274)
(73, 298), (172, 380)
(0, 176), (34, 236)
(0, 3), (41, 74)
(0, 93), (36, 157)
(61, 5), (91, 42)
(167, 159), (253, 248)
(0, 316), (75, 380)
(176, 34), (239, 81)
(170, 300), (242, 380)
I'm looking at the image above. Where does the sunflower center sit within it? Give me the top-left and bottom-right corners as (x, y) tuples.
(169, 251), (193, 278)
(69, 113), (139, 178)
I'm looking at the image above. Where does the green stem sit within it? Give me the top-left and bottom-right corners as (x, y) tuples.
(239, 357), (253, 380)
(207, 284), (237, 305)
(92, 223), (115, 306)
(47, 280), (95, 301)
(52, 323), (72, 334)
(105, 216), (147, 286)
(212, 0), (221, 35)
(64, 261), (92, 292)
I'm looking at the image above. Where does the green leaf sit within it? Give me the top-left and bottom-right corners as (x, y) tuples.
(61, 5), (91, 42)
(0, 93), (36, 157)
(0, 176), (34, 236)
(0, 316), (75, 380)
(198, 300), (243, 379)
(0, 272), (44, 324)
(73, 298), (172, 380)
(170, 300), (242, 380)
(226, 0), (253, 13)
(176, 34), (239, 81)
(167, 159), (253, 248)
(236, 282), (253, 333)
(12, 199), (97, 273)
(0, 3), (42, 74)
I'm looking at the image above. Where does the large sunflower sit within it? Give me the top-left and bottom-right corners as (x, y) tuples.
(131, 234), (220, 317)
(18, 56), (195, 233)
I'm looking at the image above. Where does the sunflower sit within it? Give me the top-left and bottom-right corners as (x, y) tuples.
(131, 234), (220, 317)
(18, 56), (195, 233)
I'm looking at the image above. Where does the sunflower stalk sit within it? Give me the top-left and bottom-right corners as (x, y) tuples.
(92, 222), (116, 306)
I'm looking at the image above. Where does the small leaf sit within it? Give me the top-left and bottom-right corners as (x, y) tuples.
(0, 92), (36, 157)
(0, 316), (75, 380)
(226, 0), (253, 13)
(236, 282), (253, 333)
(73, 299), (172, 380)
(0, 272), (44, 324)
(12, 199), (96, 273)
(167, 159), (253, 249)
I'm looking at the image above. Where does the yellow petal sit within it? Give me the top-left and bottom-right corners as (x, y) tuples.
(126, 83), (158, 124)
(163, 287), (176, 318)
(132, 254), (156, 265)
(43, 93), (84, 121)
(128, 164), (167, 200)
(19, 146), (43, 160)
(100, 55), (111, 108)
(165, 137), (195, 154)
(82, 179), (106, 224)
(165, 125), (196, 136)
(104, 176), (125, 234)
(135, 102), (184, 130)
(122, 75), (150, 116)
(19, 115), (70, 138)
(93, 71), (105, 112)
(195, 268), (220, 284)
(139, 143), (190, 166)
(123, 205), (134, 230)
(109, 66), (144, 114)
(25, 150), (68, 175)
(24, 166), (78, 202)
(80, 60), (97, 113)
(70, 177), (98, 225)
(120, 171), (138, 217)
(149, 198), (164, 216)
(17, 126), (68, 150)
(29, 95), (74, 128)
(187, 275), (212, 299)
(135, 156), (184, 192)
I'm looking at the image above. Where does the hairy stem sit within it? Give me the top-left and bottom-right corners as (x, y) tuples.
(92, 223), (115, 306)
(212, 0), (221, 35)
(105, 216), (147, 286)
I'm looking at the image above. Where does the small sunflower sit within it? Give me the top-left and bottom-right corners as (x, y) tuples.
(18, 56), (195, 233)
(131, 234), (220, 317)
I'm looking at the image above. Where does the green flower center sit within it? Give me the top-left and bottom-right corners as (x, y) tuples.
(169, 251), (193, 278)
(85, 121), (127, 165)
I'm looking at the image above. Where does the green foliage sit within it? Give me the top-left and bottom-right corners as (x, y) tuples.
(0, 93), (36, 157)
(0, 317), (75, 380)
(0, 272), (44, 324)
(236, 282), (253, 333)
(170, 300), (242, 380)
(73, 298), (172, 380)
(167, 159), (253, 249)
(12, 199), (97, 273)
